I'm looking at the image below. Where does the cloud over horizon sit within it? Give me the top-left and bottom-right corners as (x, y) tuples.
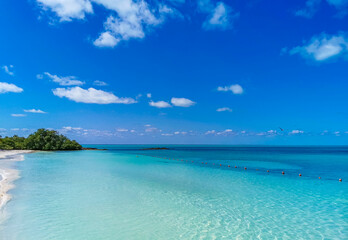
(11, 114), (26, 117)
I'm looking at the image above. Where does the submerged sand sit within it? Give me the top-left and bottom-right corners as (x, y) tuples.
(0, 150), (35, 219)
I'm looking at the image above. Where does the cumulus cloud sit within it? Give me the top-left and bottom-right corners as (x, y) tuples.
(289, 32), (348, 61)
(216, 107), (232, 112)
(202, 2), (239, 30)
(41, 72), (85, 86)
(24, 109), (47, 114)
(217, 84), (243, 94)
(0, 82), (23, 94)
(2, 65), (14, 76)
(36, 0), (239, 48)
(52, 86), (137, 104)
(35, 0), (93, 22)
(93, 80), (108, 86)
(171, 97), (195, 107)
(11, 114), (26, 117)
(93, 0), (175, 47)
(93, 31), (120, 48)
(149, 100), (171, 108)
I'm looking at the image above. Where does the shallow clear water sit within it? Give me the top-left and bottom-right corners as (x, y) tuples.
(1, 146), (347, 239)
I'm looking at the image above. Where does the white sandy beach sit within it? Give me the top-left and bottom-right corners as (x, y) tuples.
(0, 150), (34, 218)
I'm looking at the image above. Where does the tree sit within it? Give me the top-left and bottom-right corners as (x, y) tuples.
(0, 129), (82, 150)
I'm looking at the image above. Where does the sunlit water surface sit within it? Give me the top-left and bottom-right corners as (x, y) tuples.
(1, 146), (347, 239)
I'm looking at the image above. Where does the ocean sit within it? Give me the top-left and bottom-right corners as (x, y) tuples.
(1, 145), (347, 239)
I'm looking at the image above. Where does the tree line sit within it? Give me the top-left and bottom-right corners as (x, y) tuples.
(0, 129), (82, 150)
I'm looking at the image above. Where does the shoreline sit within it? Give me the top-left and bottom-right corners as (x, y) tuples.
(0, 150), (35, 221)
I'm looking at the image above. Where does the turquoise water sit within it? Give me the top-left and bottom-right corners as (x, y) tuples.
(1, 146), (347, 239)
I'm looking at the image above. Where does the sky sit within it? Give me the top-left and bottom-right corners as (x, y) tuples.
(0, 0), (348, 145)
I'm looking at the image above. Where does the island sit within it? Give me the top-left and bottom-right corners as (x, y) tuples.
(142, 147), (170, 150)
(82, 147), (107, 151)
(0, 128), (82, 150)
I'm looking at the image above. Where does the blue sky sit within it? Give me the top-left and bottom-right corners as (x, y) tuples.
(0, 0), (348, 144)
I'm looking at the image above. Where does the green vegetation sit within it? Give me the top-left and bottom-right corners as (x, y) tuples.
(0, 129), (82, 150)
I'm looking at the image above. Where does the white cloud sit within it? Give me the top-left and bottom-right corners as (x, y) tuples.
(93, 80), (108, 86)
(145, 127), (161, 132)
(35, 0), (238, 48)
(41, 72), (85, 86)
(161, 133), (173, 136)
(289, 32), (348, 61)
(149, 100), (171, 108)
(24, 109), (47, 114)
(171, 97), (195, 107)
(289, 130), (304, 135)
(203, 2), (239, 30)
(295, 0), (321, 18)
(295, 0), (348, 18)
(36, 0), (182, 47)
(93, 31), (120, 47)
(63, 126), (83, 131)
(174, 131), (187, 135)
(216, 107), (232, 112)
(93, 0), (175, 48)
(216, 129), (233, 135)
(146, 93), (152, 98)
(116, 128), (128, 132)
(11, 114), (26, 117)
(0, 82), (23, 94)
(205, 130), (216, 135)
(159, 4), (182, 18)
(35, 0), (93, 22)
(217, 84), (243, 94)
(2, 65), (14, 76)
(53, 86), (137, 104)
